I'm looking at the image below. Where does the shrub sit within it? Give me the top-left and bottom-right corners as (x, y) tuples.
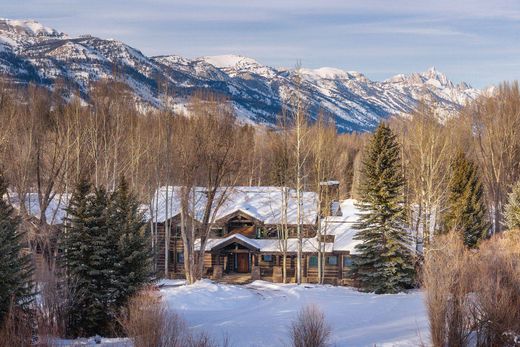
(423, 230), (520, 347)
(0, 303), (33, 347)
(118, 288), (184, 347)
(290, 305), (331, 347)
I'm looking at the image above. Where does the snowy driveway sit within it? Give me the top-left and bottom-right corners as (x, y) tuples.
(161, 280), (429, 347)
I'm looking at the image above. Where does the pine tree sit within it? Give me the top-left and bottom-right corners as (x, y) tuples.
(350, 123), (415, 294)
(0, 173), (33, 324)
(443, 151), (489, 247)
(504, 180), (520, 231)
(108, 176), (152, 308)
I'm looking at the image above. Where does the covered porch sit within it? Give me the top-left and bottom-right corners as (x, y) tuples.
(209, 234), (261, 275)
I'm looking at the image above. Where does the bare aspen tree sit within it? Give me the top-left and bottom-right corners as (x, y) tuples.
(268, 109), (293, 283)
(174, 92), (246, 283)
(310, 113), (337, 284)
(465, 82), (520, 233)
(394, 101), (452, 248)
(289, 66), (311, 285)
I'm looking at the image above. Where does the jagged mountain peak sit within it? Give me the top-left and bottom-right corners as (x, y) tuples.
(0, 18), (482, 132)
(386, 67), (462, 89)
(0, 18), (63, 38)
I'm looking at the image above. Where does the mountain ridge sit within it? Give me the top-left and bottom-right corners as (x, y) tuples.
(0, 19), (481, 132)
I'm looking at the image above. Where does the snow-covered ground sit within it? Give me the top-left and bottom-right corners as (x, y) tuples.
(162, 280), (429, 347)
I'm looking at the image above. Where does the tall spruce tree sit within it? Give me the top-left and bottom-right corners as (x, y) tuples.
(443, 151), (489, 247)
(108, 177), (152, 308)
(350, 123), (415, 294)
(504, 180), (520, 231)
(0, 173), (33, 324)
(61, 177), (152, 337)
(61, 180), (114, 336)
(61, 178), (91, 336)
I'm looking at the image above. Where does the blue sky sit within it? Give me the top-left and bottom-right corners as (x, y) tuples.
(2, 0), (520, 88)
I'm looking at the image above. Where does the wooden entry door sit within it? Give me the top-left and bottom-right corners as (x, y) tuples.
(236, 253), (249, 273)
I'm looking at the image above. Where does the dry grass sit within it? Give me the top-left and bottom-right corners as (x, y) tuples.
(0, 304), (33, 347)
(423, 232), (473, 346)
(118, 288), (185, 347)
(423, 230), (520, 347)
(290, 305), (331, 347)
(118, 288), (231, 347)
(471, 230), (520, 346)
(35, 265), (69, 344)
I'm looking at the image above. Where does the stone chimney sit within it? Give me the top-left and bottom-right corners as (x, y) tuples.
(319, 180), (340, 217)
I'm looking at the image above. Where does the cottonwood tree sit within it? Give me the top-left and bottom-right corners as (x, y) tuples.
(466, 82), (520, 233)
(173, 92), (247, 284)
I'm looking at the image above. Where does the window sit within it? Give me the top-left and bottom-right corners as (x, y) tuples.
(261, 255), (273, 262)
(327, 256), (338, 266)
(177, 252), (184, 264)
(309, 256), (318, 267)
(343, 256), (353, 267)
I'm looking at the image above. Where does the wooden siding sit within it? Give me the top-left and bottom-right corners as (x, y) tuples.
(154, 220), (353, 285)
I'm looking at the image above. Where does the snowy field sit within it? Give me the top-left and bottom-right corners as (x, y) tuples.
(162, 280), (430, 347)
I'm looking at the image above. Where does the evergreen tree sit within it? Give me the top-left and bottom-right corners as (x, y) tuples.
(61, 179), (113, 336)
(350, 123), (415, 294)
(443, 151), (489, 247)
(61, 177), (152, 337)
(108, 177), (152, 308)
(84, 187), (113, 335)
(0, 173), (33, 324)
(504, 180), (520, 231)
(60, 178), (91, 336)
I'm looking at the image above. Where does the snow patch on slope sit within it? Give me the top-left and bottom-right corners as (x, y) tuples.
(0, 19), (62, 37)
(202, 54), (260, 69)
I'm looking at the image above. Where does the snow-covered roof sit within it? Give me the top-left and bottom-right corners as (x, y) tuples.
(197, 234), (334, 253)
(321, 199), (362, 254)
(8, 192), (70, 225)
(151, 186), (318, 225)
(192, 198), (363, 254)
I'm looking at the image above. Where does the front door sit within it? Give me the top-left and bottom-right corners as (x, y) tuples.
(236, 253), (249, 273)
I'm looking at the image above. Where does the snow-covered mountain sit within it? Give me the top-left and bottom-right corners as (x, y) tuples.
(0, 19), (480, 132)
